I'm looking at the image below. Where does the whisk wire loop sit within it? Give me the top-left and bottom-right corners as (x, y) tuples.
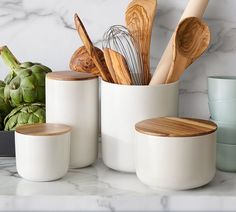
(102, 25), (144, 85)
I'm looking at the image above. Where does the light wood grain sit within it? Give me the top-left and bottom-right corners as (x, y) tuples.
(126, 0), (157, 85)
(16, 123), (72, 136)
(103, 48), (118, 83)
(165, 17), (210, 83)
(46, 71), (97, 81)
(135, 117), (217, 137)
(149, 0), (209, 85)
(104, 48), (132, 85)
(74, 14), (113, 82)
(70, 46), (107, 77)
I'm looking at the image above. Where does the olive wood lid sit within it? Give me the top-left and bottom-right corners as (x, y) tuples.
(16, 123), (71, 136)
(135, 117), (217, 137)
(46, 71), (98, 81)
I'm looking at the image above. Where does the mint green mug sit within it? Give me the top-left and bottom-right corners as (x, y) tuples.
(208, 76), (236, 101)
(211, 119), (236, 145)
(217, 143), (236, 172)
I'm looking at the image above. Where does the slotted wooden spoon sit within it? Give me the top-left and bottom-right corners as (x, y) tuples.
(74, 13), (112, 82)
(103, 48), (132, 85)
(165, 17), (210, 84)
(125, 0), (157, 85)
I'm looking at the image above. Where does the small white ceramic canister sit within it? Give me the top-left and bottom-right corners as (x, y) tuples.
(46, 71), (98, 168)
(135, 117), (217, 190)
(15, 123), (71, 182)
(101, 80), (179, 172)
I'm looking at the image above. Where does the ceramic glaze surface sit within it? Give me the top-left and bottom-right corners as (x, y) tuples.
(101, 81), (179, 172)
(135, 131), (216, 190)
(15, 132), (71, 181)
(217, 143), (236, 172)
(46, 77), (98, 168)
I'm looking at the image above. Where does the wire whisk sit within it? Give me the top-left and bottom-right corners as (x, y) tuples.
(102, 25), (144, 85)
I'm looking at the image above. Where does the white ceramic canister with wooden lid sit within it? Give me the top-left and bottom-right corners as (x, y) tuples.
(135, 117), (217, 190)
(46, 71), (98, 168)
(15, 123), (71, 181)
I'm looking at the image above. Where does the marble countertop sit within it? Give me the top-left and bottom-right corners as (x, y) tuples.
(0, 157), (236, 211)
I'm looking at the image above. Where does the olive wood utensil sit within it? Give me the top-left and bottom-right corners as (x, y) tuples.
(103, 48), (118, 83)
(149, 0), (209, 85)
(103, 48), (132, 85)
(74, 13), (112, 82)
(125, 0), (157, 85)
(70, 46), (109, 77)
(165, 17), (210, 84)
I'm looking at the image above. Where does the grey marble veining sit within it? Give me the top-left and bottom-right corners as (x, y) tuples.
(0, 157), (236, 211)
(0, 0), (236, 119)
(1, 1), (236, 210)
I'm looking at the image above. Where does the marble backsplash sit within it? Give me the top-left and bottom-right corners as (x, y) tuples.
(0, 0), (236, 119)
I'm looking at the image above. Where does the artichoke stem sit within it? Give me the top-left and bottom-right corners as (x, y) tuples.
(0, 46), (21, 71)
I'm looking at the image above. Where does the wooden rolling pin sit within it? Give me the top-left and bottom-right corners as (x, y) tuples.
(149, 0), (209, 85)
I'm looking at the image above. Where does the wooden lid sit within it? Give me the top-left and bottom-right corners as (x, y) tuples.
(135, 117), (217, 137)
(46, 71), (98, 81)
(16, 123), (72, 136)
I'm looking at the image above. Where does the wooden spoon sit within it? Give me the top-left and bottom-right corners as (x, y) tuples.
(165, 17), (210, 84)
(70, 46), (107, 77)
(149, 0), (209, 85)
(125, 0), (157, 85)
(103, 48), (132, 85)
(74, 13), (113, 82)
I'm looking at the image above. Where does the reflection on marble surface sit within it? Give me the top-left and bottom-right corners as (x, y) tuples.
(0, 0), (236, 120)
(0, 157), (236, 211)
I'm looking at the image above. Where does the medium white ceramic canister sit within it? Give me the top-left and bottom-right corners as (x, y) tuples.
(101, 80), (179, 172)
(46, 71), (98, 168)
(135, 117), (217, 190)
(15, 123), (71, 182)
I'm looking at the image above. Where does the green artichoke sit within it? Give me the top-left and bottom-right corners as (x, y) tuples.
(4, 103), (45, 131)
(0, 115), (3, 130)
(0, 80), (12, 116)
(0, 46), (52, 107)
(0, 80), (12, 130)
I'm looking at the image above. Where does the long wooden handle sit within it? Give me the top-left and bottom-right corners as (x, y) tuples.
(74, 14), (113, 82)
(149, 0), (209, 85)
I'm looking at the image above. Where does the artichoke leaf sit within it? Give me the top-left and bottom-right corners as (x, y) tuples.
(4, 103), (45, 131)
(0, 46), (52, 107)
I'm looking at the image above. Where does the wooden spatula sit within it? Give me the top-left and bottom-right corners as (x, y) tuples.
(103, 48), (132, 85)
(165, 17), (210, 84)
(125, 0), (157, 85)
(74, 13), (113, 82)
(103, 48), (118, 83)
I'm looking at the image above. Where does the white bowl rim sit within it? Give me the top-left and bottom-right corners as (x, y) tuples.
(208, 76), (236, 81)
(208, 98), (236, 103)
(101, 79), (179, 88)
(217, 142), (236, 147)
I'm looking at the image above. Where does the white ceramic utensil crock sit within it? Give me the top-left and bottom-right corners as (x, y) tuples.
(46, 71), (98, 168)
(135, 117), (217, 190)
(101, 80), (179, 172)
(15, 123), (71, 182)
